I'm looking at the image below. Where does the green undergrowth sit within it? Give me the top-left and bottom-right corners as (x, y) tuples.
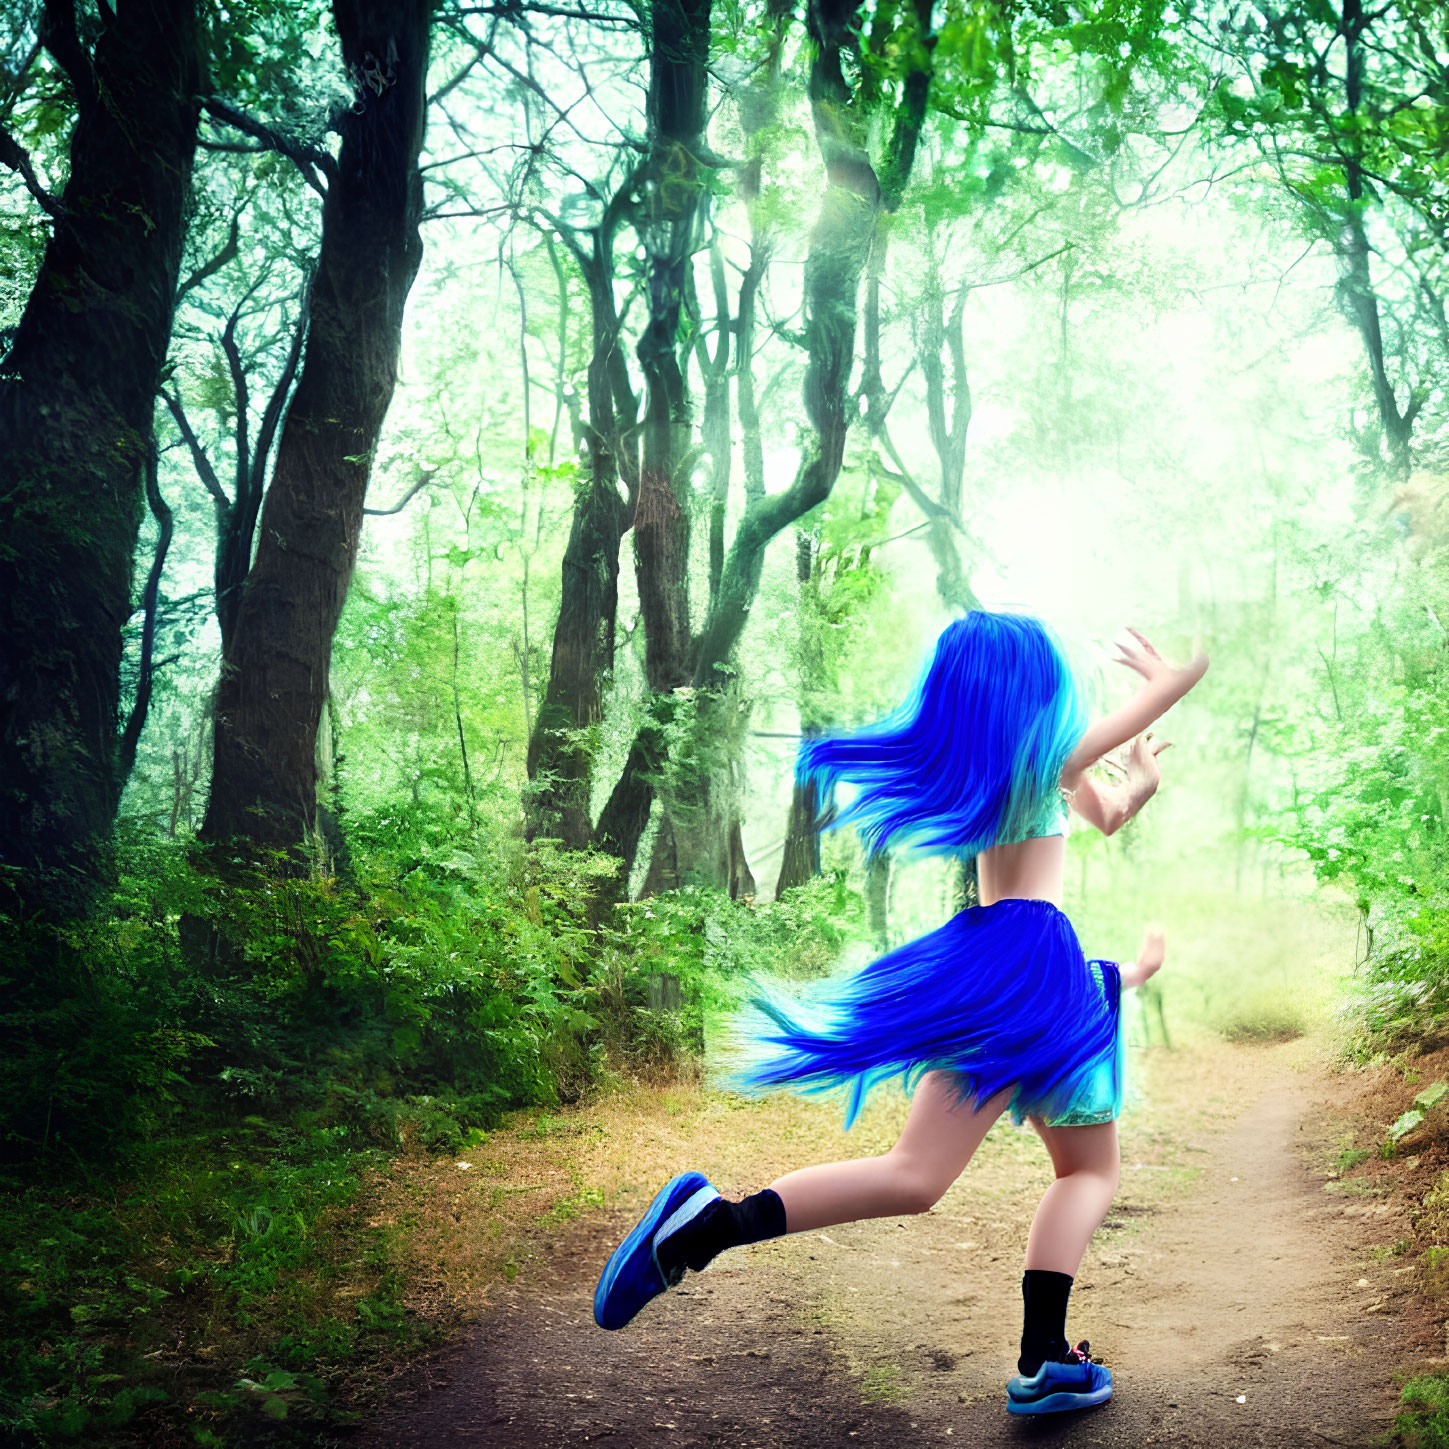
(1397, 1371), (1449, 1449)
(0, 1119), (420, 1448)
(0, 827), (861, 1446)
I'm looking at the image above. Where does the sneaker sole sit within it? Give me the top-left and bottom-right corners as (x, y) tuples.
(593, 1171), (709, 1330)
(1006, 1383), (1113, 1415)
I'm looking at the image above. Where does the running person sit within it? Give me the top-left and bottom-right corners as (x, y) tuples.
(592, 609), (1206, 1416)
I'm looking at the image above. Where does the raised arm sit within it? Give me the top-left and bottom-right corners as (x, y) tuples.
(1063, 629), (1207, 779)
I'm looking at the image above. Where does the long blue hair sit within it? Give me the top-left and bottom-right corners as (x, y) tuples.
(799, 610), (1087, 858)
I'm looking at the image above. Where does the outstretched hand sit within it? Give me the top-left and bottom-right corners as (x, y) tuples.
(1121, 925), (1166, 991)
(1113, 628), (1209, 688)
(1098, 732), (1170, 786)
(1065, 628), (1208, 777)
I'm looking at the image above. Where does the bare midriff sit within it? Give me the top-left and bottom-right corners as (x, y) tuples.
(976, 834), (1066, 908)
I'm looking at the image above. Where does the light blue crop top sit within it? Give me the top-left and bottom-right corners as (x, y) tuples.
(1022, 785), (1073, 841)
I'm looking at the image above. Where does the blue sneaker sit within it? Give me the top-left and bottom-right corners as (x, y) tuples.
(1006, 1341), (1113, 1415)
(593, 1171), (718, 1330)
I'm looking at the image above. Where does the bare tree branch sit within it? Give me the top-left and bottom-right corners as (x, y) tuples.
(219, 302), (254, 490)
(878, 421), (955, 522)
(249, 274), (311, 514)
(452, 2), (640, 25)
(429, 52), (483, 106)
(177, 213), (241, 302)
(0, 118), (62, 218)
(119, 434), (174, 782)
(161, 388), (229, 507)
(201, 95), (337, 193)
(967, 241), (1074, 293)
(364, 468), (439, 516)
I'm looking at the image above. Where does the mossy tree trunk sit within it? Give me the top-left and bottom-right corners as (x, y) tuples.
(593, 0), (715, 882)
(0, 0), (202, 911)
(758, 0), (936, 898)
(525, 199), (639, 849)
(202, 0), (430, 852)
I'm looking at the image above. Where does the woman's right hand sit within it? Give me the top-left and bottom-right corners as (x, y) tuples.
(1123, 732), (1171, 794)
(1122, 925), (1166, 990)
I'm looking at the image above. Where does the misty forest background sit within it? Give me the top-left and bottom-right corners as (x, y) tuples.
(3, 0), (1449, 1440)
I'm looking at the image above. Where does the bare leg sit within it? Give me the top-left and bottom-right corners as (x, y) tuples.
(768, 1074), (1015, 1233)
(1023, 1119), (1120, 1273)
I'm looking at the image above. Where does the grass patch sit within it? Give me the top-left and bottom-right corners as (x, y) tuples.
(1324, 1177), (1385, 1196)
(1213, 988), (1309, 1044)
(1370, 1239), (1412, 1260)
(1421, 1247), (1449, 1301)
(858, 1361), (908, 1405)
(1335, 1146), (1373, 1174)
(1416, 1172), (1449, 1243)
(1397, 1371), (1449, 1448)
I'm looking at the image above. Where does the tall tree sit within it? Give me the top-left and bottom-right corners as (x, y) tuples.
(631, 0), (713, 697)
(202, 0), (431, 850)
(524, 186), (641, 849)
(690, 0), (936, 685)
(676, 0), (937, 896)
(1206, 0), (1449, 478)
(591, 0), (717, 886)
(0, 0), (203, 909)
(453, 0), (647, 852)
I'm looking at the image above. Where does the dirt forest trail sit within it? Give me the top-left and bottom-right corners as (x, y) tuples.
(360, 1031), (1434, 1449)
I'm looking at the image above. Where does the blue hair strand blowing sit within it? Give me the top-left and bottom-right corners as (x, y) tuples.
(798, 611), (1087, 859)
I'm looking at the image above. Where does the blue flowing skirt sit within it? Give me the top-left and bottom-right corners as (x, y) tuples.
(729, 898), (1123, 1129)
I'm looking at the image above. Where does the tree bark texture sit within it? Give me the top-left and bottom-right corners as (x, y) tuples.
(698, 241), (732, 610)
(633, 0), (712, 697)
(594, 718), (666, 876)
(1331, 0), (1418, 477)
(631, 0), (934, 900)
(702, 0), (935, 899)
(586, 0), (715, 879)
(776, 532), (824, 895)
(775, 777), (823, 895)
(917, 264), (979, 610)
(202, 0), (430, 850)
(0, 0), (202, 903)
(526, 228), (637, 848)
(864, 849), (890, 948)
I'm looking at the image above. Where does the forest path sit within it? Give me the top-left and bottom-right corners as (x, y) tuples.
(360, 1040), (1428, 1449)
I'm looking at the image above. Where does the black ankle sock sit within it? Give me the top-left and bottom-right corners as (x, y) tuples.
(1018, 1269), (1074, 1375)
(655, 1188), (787, 1282)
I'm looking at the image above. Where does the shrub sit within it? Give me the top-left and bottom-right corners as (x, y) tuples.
(593, 873), (864, 1071)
